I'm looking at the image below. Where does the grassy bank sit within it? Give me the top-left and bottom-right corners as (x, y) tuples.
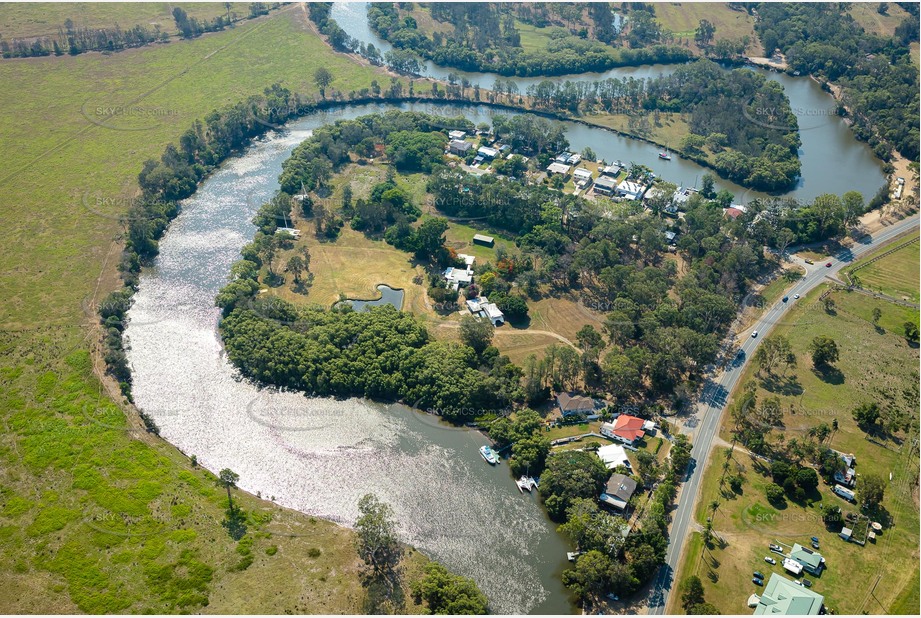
(0, 5), (436, 613)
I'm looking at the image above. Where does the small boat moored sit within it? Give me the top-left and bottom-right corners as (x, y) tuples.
(479, 445), (499, 465)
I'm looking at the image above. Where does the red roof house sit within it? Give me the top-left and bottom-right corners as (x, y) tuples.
(601, 415), (647, 444)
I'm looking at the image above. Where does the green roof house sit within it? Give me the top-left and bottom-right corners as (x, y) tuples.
(754, 573), (825, 615)
(790, 543), (825, 576)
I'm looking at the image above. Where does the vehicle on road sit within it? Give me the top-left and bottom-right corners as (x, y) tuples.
(793, 293), (800, 299)
(805, 258), (814, 264)
(752, 331), (758, 338)
(782, 296), (788, 302)
(765, 556), (777, 564)
(825, 261), (832, 267)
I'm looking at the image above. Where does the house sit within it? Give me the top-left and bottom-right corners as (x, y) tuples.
(599, 473), (637, 511)
(448, 140), (473, 156)
(725, 206), (745, 220)
(555, 152), (573, 163)
(444, 266), (472, 289)
(615, 180), (647, 200)
(833, 484), (855, 502)
(477, 146), (499, 159)
(834, 467), (856, 487)
(754, 573), (824, 615)
(601, 164), (622, 177)
(573, 168), (593, 187)
(465, 296), (505, 326)
(789, 544), (825, 576)
(547, 162), (571, 176)
(593, 175), (618, 196)
(458, 253), (475, 269)
(597, 443), (631, 471)
(664, 230), (677, 245)
(672, 186), (697, 208)
(600, 415), (650, 445)
(448, 130), (467, 141)
(556, 392), (597, 418)
(473, 234), (494, 247)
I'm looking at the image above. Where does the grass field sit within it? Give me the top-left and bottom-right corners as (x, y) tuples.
(0, 5), (434, 613)
(847, 240), (920, 303)
(653, 3), (760, 55)
(847, 2), (913, 37)
(671, 283), (920, 615)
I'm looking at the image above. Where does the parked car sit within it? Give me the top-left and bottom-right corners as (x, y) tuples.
(805, 258), (815, 265)
(812, 541), (820, 549)
(753, 578), (764, 586)
(754, 571), (765, 579)
(793, 580), (803, 587)
(765, 556), (777, 565)
(811, 537), (819, 543)
(803, 579), (813, 588)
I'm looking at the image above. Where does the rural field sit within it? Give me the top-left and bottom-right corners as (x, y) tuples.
(671, 281), (920, 615)
(846, 237), (920, 303)
(654, 2), (760, 54)
(0, 5), (433, 614)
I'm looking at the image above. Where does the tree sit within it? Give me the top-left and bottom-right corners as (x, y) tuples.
(411, 561), (488, 614)
(872, 307), (882, 326)
(218, 468), (239, 508)
(809, 336), (839, 367)
(857, 473), (886, 508)
(287, 255), (305, 283)
(314, 67), (333, 97)
(414, 217), (449, 261)
(852, 402), (881, 431)
(765, 482), (785, 505)
(694, 20), (716, 50)
(459, 315), (494, 354)
(904, 321), (919, 343)
(355, 493), (403, 577)
(562, 550), (615, 602)
(681, 575), (705, 610)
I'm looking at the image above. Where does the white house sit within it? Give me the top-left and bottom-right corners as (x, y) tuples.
(547, 162), (571, 176)
(597, 443), (631, 470)
(616, 180), (647, 200)
(465, 296), (504, 326)
(573, 168), (593, 187)
(448, 130), (467, 141)
(477, 146), (499, 159)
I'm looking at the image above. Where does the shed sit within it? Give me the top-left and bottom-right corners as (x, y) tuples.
(840, 527), (852, 541)
(473, 234), (494, 247)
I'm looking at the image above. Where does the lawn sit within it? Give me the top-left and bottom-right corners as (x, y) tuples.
(583, 111), (692, 154)
(673, 283), (920, 615)
(847, 240), (920, 303)
(0, 5), (432, 613)
(847, 2), (914, 37)
(0, 2), (255, 38)
(653, 3), (760, 55)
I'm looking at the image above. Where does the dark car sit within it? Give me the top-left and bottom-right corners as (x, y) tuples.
(754, 571), (765, 579)
(753, 578), (764, 586)
(803, 579), (812, 588)
(811, 537), (819, 543)
(782, 296), (789, 302)
(825, 262), (832, 267)
(812, 541), (820, 549)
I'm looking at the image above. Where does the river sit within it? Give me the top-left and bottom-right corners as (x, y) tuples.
(331, 1), (887, 202)
(127, 8), (889, 614)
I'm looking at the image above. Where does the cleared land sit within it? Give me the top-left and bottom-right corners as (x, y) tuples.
(847, 239), (920, 303)
(0, 2), (255, 39)
(671, 283), (920, 614)
(0, 5), (433, 614)
(653, 3), (760, 55)
(847, 2), (913, 37)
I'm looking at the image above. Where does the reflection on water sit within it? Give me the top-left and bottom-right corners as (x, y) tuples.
(125, 109), (574, 615)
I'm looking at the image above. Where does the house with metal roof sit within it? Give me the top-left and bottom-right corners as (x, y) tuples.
(754, 573), (824, 615)
(599, 473), (637, 511)
(789, 543), (825, 576)
(593, 175), (618, 195)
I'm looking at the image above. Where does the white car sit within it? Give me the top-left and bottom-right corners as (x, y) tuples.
(764, 556), (776, 565)
(752, 331), (758, 338)
(793, 294), (800, 299)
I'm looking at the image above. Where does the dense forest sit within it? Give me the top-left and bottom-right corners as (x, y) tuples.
(0, 3), (277, 58)
(365, 2), (694, 77)
(753, 2), (920, 161)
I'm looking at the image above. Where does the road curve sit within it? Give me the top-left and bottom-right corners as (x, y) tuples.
(648, 214), (920, 614)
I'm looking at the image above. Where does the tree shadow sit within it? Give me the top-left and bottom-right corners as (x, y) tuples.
(760, 374), (803, 396)
(812, 365), (845, 385)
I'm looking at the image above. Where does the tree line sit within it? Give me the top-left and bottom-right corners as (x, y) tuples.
(366, 2), (693, 77)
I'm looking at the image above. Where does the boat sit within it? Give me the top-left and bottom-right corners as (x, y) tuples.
(516, 475), (539, 492)
(658, 143), (672, 160)
(479, 445), (499, 465)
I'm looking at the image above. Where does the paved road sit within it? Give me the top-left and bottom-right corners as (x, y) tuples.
(647, 214), (920, 614)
